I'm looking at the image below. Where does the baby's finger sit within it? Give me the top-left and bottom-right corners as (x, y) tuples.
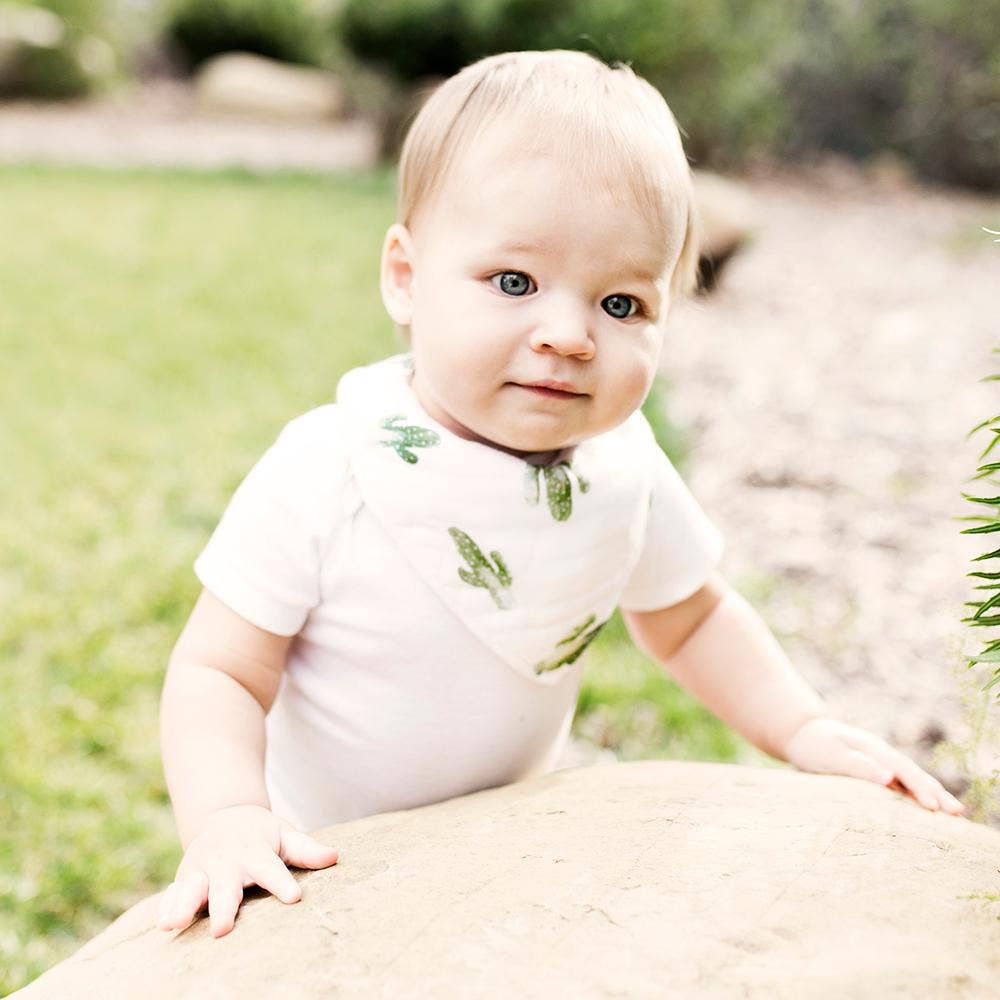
(925, 789), (966, 815)
(887, 775), (938, 811)
(244, 851), (303, 905)
(279, 828), (340, 871)
(915, 778), (965, 816)
(159, 869), (209, 931)
(207, 869), (245, 938)
(881, 755), (948, 812)
(941, 790), (967, 816)
(157, 884), (178, 930)
(842, 748), (894, 785)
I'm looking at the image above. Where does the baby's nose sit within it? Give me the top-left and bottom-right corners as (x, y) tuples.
(529, 309), (595, 358)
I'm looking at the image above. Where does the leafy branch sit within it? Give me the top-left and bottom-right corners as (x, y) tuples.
(960, 343), (1000, 696)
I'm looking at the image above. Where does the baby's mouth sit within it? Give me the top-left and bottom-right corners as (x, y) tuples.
(514, 380), (587, 399)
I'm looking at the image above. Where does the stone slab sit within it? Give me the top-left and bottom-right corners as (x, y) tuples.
(14, 761), (1000, 998)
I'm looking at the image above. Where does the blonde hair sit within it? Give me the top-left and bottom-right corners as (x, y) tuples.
(396, 49), (700, 305)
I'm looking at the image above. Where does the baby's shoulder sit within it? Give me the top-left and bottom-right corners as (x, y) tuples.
(265, 403), (354, 497)
(277, 402), (348, 452)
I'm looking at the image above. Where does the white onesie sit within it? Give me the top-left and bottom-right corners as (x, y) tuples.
(194, 354), (724, 831)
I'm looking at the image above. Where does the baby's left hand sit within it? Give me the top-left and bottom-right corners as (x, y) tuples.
(783, 716), (966, 816)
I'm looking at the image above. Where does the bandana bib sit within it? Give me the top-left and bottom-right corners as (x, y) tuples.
(337, 354), (655, 685)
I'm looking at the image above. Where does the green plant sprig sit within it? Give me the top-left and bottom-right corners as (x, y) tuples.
(961, 366), (1000, 694)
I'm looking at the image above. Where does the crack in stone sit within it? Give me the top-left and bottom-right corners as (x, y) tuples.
(583, 904), (623, 929)
(751, 826), (849, 928)
(75, 917), (164, 965)
(377, 868), (508, 972)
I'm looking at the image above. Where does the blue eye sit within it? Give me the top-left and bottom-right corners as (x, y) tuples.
(492, 271), (534, 296)
(602, 294), (639, 319)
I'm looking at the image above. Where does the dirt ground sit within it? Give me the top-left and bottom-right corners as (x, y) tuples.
(666, 159), (1000, 804)
(2, 88), (998, 806)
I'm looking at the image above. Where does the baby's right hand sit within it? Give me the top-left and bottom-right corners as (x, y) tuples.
(157, 804), (339, 938)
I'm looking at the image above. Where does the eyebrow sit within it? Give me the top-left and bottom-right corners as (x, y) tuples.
(498, 238), (554, 257)
(495, 239), (663, 286)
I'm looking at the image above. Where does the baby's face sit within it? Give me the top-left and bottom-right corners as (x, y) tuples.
(386, 127), (679, 455)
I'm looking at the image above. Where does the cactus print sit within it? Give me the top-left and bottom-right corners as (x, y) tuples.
(534, 613), (606, 675)
(449, 527), (513, 609)
(380, 414), (440, 464)
(524, 461), (590, 521)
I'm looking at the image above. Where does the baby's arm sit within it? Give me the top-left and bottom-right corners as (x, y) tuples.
(158, 589), (339, 936)
(624, 573), (964, 814)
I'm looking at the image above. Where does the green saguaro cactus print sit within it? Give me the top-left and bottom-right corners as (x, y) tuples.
(534, 613), (606, 675)
(449, 527), (513, 609)
(380, 414), (440, 464)
(524, 461), (590, 521)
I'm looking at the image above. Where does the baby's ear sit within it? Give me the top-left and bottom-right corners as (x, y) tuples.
(380, 223), (416, 326)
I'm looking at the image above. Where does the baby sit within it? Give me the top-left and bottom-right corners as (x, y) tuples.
(157, 49), (964, 939)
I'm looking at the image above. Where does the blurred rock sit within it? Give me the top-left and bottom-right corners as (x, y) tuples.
(14, 761), (1000, 999)
(691, 169), (758, 292)
(866, 150), (916, 191)
(193, 52), (347, 122)
(0, 2), (62, 51)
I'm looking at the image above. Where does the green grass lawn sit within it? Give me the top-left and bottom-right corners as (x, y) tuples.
(0, 164), (755, 993)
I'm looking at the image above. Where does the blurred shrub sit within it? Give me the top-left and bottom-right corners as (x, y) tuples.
(527, 0), (790, 170)
(162, 0), (328, 70)
(19, 0), (107, 34)
(336, 0), (480, 81)
(0, 1), (116, 98)
(334, 0), (1000, 190)
(335, 0), (791, 167)
(776, 0), (1000, 190)
(3, 43), (86, 98)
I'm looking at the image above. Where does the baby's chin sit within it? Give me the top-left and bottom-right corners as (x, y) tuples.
(471, 422), (586, 458)
(461, 401), (632, 456)
(491, 411), (638, 456)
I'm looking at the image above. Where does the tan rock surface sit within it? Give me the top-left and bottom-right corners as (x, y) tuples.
(691, 169), (759, 262)
(193, 53), (348, 122)
(15, 761), (1000, 999)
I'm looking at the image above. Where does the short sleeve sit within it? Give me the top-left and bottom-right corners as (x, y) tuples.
(193, 405), (347, 636)
(618, 429), (724, 612)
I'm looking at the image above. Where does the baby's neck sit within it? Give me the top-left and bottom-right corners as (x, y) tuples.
(511, 444), (577, 467)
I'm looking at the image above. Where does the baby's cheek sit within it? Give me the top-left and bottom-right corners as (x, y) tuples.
(620, 359), (657, 409)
